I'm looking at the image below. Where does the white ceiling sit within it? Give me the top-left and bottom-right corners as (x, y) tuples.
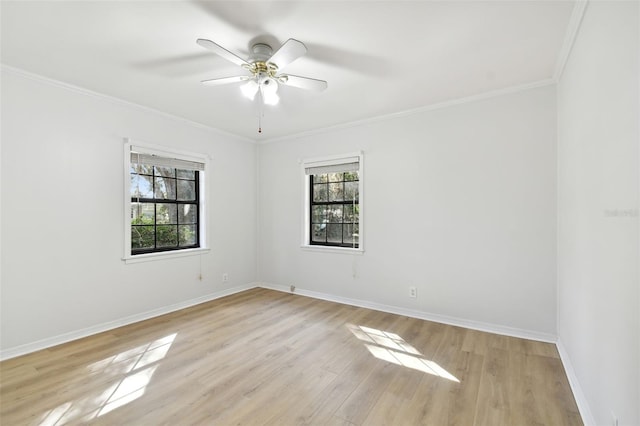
(1, 1), (576, 141)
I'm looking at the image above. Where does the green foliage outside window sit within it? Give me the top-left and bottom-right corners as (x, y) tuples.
(310, 171), (359, 248)
(131, 164), (199, 254)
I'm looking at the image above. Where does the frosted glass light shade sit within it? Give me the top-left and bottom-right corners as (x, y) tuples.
(240, 80), (259, 100)
(261, 78), (279, 105)
(262, 90), (280, 105)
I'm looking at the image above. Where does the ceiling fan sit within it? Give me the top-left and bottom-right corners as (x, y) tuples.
(196, 38), (328, 106)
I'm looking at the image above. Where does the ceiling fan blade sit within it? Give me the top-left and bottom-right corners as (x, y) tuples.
(268, 39), (307, 71)
(201, 76), (248, 86)
(281, 74), (328, 92)
(197, 39), (249, 67)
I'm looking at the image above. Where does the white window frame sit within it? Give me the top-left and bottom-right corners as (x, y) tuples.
(301, 151), (364, 254)
(123, 138), (210, 264)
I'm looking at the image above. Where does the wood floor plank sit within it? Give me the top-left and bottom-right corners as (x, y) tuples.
(0, 288), (582, 426)
(447, 350), (485, 425)
(525, 354), (582, 425)
(265, 349), (376, 426)
(333, 361), (397, 425)
(360, 390), (404, 425)
(473, 347), (513, 426)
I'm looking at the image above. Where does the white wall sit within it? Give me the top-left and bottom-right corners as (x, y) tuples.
(258, 85), (558, 337)
(557, 2), (639, 425)
(0, 69), (257, 355)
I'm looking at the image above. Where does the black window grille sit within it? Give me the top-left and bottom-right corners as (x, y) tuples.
(310, 171), (359, 248)
(130, 163), (200, 254)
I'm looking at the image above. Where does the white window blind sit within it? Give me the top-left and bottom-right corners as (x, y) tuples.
(130, 152), (205, 171)
(304, 156), (359, 175)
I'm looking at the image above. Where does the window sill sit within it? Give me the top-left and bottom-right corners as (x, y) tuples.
(300, 245), (364, 255)
(123, 248), (210, 264)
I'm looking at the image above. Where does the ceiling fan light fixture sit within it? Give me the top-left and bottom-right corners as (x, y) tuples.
(198, 37), (327, 111)
(260, 77), (279, 105)
(262, 88), (280, 106)
(261, 77), (278, 93)
(240, 79), (259, 100)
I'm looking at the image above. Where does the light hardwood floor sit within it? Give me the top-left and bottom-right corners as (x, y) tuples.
(0, 288), (582, 425)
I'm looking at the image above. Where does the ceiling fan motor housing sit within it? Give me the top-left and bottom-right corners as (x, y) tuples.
(251, 43), (273, 62)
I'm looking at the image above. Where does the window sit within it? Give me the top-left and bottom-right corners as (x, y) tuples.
(124, 140), (208, 261)
(303, 153), (363, 251)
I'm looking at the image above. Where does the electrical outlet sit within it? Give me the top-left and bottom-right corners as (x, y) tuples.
(222, 273), (229, 283)
(290, 285), (296, 293)
(409, 286), (417, 298)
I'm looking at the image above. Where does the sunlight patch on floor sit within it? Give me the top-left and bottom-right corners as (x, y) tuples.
(38, 333), (177, 425)
(347, 324), (459, 382)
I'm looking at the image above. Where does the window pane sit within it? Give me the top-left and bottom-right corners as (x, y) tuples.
(156, 203), (177, 224)
(326, 224), (343, 243)
(130, 157), (201, 255)
(343, 204), (358, 223)
(308, 164), (360, 249)
(131, 226), (154, 249)
(312, 205), (326, 224)
(343, 224), (358, 244)
(177, 169), (195, 179)
(328, 183), (344, 202)
(154, 166), (175, 178)
(179, 225), (197, 246)
(130, 164), (153, 175)
(313, 184), (328, 202)
(328, 172), (343, 182)
(177, 179), (196, 201)
(327, 205), (343, 223)
(312, 224), (326, 243)
(154, 177), (176, 200)
(156, 225), (178, 247)
(314, 174), (328, 183)
(130, 174), (153, 198)
(344, 172), (358, 181)
(131, 203), (154, 225)
(344, 181), (358, 201)
(179, 204), (198, 224)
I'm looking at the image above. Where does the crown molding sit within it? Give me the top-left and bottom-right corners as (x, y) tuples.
(553, 0), (589, 82)
(0, 64), (255, 144)
(259, 78), (556, 144)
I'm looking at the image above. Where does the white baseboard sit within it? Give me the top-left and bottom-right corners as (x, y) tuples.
(1, 280), (557, 356)
(258, 282), (557, 343)
(0, 282), (259, 361)
(556, 338), (596, 426)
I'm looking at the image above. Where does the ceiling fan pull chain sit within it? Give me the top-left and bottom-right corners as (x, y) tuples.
(257, 97), (266, 134)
